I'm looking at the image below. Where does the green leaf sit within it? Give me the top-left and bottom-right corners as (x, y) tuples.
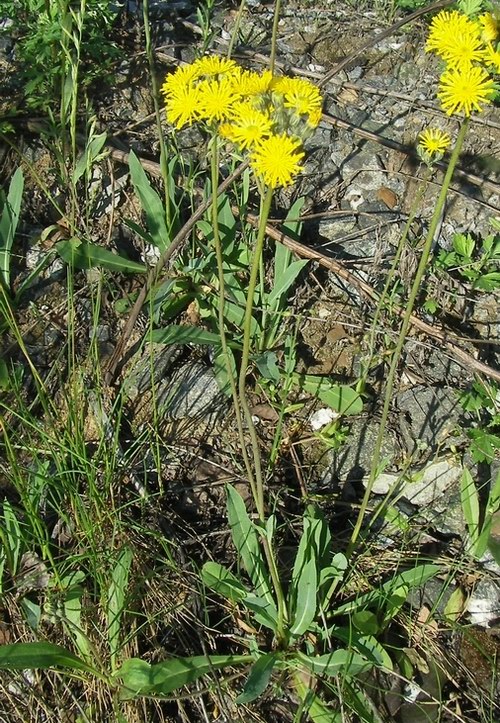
(468, 428), (500, 463)
(293, 671), (342, 723)
(332, 564), (441, 616)
(443, 587), (466, 622)
(352, 611), (379, 636)
(212, 346), (237, 396)
(460, 468), (480, 551)
(72, 130), (107, 184)
(226, 485), (275, 607)
(297, 649), (372, 677)
(293, 374), (363, 415)
(117, 654), (251, 699)
(254, 351), (280, 383)
(129, 149), (170, 252)
(0, 500), (22, 574)
(64, 580), (90, 661)
(0, 642), (96, 674)
(268, 259), (309, 309)
(201, 561), (249, 602)
(236, 653), (277, 704)
(453, 232), (475, 258)
(242, 594), (278, 632)
(20, 597), (41, 630)
(150, 325), (224, 347)
(0, 166), (24, 289)
(56, 238), (147, 273)
(474, 272), (500, 292)
(289, 556), (317, 637)
(107, 547), (133, 669)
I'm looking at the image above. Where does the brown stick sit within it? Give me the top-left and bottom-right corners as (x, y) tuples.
(245, 213), (500, 384)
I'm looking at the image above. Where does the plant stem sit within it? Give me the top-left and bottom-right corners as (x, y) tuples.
(209, 136), (259, 507)
(269, 0), (282, 74)
(347, 119), (470, 556)
(226, 0), (246, 58)
(238, 185), (273, 520)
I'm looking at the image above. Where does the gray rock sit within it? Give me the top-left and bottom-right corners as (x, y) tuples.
(396, 385), (466, 457)
(467, 577), (500, 627)
(160, 361), (226, 421)
(326, 417), (399, 485)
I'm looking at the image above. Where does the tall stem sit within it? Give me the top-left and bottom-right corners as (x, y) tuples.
(238, 183), (287, 640)
(347, 119), (469, 556)
(238, 186), (273, 520)
(269, 0), (282, 74)
(210, 137), (259, 507)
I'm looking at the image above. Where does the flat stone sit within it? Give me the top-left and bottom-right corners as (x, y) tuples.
(402, 458), (463, 506)
(396, 385), (467, 456)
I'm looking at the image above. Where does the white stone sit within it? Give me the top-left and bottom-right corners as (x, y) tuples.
(309, 407), (340, 430)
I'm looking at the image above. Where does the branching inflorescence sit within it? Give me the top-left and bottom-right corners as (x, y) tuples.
(161, 56), (323, 188)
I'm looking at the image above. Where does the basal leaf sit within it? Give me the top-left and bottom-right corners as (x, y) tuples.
(56, 239), (147, 273)
(289, 556), (317, 638)
(201, 561), (249, 602)
(129, 150), (169, 252)
(226, 485), (274, 607)
(117, 654), (250, 699)
(236, 653), (278, 704)
(297, 649), (371, 677)
(0, 642), (95, 674)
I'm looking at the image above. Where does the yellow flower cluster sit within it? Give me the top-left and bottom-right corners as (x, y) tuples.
(161, 56), (323, 188)
(426, 9), (498, 116)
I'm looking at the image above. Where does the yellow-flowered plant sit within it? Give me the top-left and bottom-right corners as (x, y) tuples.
(425, 8), (498, 117)
(161, 55), (324, 531)
(162, 56), (323, 188)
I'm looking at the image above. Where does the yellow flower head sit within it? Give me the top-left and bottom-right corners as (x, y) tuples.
(273, 77), (323, 116)
(418, 127), (451, 155)
(437, 31), (486, 72)
(250, 133), (304, 188)
(484, 42), (500, 73)
(219, 102), (273, 150)
(233, 69), (275, 97)
(437, 65), (495, 116)
(479, 12), (498, 43)
(161, 63), (201, 98)
(192, 55), (238, 78)
(426, 10), (480, 55)
(198, 76), (240, 123)
(165, 83), (201, 129)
